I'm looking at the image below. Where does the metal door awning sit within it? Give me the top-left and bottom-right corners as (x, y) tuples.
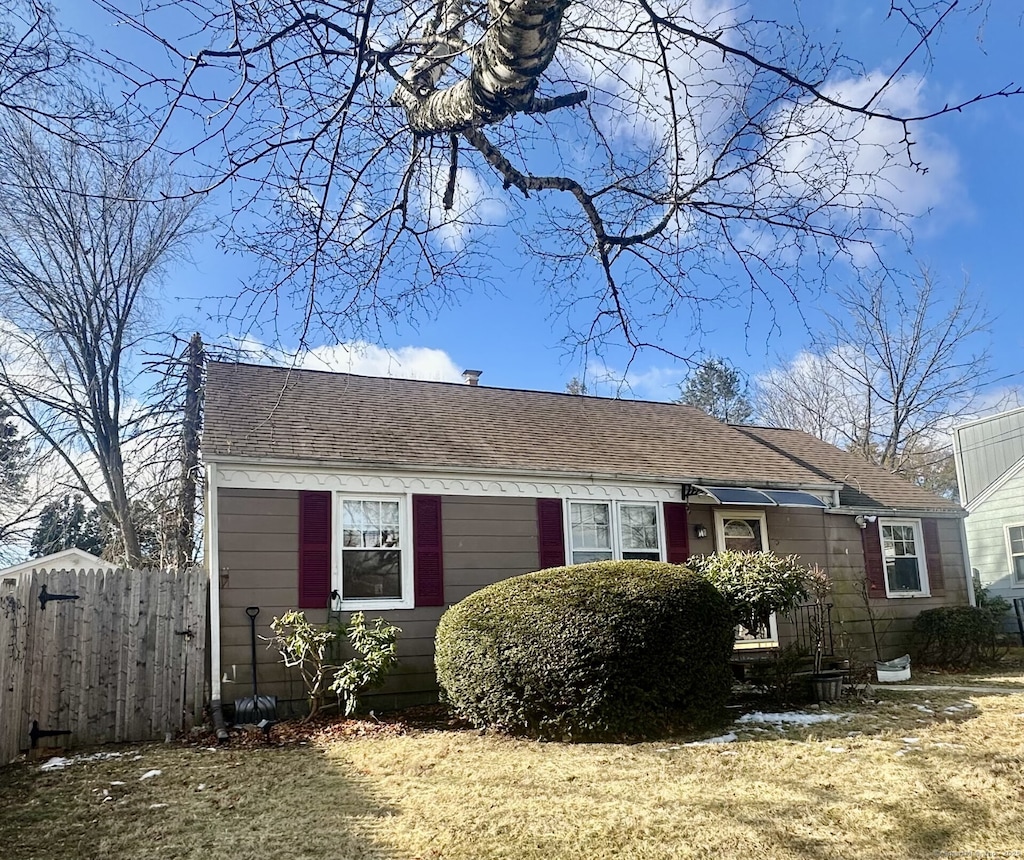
(694, 485), (829, 508)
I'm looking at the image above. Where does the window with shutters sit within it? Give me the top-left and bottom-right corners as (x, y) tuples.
(879, 518), (930, 598)
(567, 501), (663, 564)
(333, 494), (414, 610)
(1005, 524), (1024, 587)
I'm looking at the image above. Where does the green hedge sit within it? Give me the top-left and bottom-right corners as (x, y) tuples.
(912, 605), (1006, 668)
(434, 560), (735, 739)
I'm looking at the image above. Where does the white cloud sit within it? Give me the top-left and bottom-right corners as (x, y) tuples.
(584, 361), (681, 401)
(297, 341), (465, 382)
(228, 335), (465, 383)
(418, 164), (508, 252)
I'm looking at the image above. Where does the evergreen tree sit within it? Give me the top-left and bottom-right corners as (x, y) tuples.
(678, 358), (754, 424)
(30, 494), (105, 557)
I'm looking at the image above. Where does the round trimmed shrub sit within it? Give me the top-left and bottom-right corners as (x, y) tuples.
(434, 560), (735, 739)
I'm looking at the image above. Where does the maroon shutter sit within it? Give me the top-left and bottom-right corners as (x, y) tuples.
(861, 519), (886, 597)
(922, 518), (945, 596)
(663, 502), (690, 564)
(413, 494), (444, 606)
(298, 491), (332, 609)
(536, 498), (566, 569)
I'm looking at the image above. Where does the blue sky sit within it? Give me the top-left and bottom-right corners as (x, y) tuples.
(62, 1), (1023, 402)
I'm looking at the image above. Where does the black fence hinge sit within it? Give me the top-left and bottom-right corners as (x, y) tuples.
(29, 720), (71, 748)
(38, 584), (80, 611)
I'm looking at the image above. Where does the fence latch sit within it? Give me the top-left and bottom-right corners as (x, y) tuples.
(38, 585), (80, 611)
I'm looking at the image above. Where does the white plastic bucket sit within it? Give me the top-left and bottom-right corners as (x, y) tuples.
(875, 654), (911, 683)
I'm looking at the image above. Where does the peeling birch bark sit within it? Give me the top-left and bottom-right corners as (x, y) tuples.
(395, 0), (572, 135)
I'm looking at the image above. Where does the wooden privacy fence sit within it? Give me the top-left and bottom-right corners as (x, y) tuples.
(0, 567), (208, 764)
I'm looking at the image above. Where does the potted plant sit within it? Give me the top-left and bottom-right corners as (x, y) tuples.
(806, 565), (844, 702)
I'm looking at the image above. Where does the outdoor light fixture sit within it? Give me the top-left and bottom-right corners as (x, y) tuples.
(695, 524), (708, 539)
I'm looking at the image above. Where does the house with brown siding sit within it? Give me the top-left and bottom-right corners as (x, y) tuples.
(203, 362), (973, 714)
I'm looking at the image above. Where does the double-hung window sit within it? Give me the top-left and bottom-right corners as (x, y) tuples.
(1006, 524), (1024, 587)
(335, 496), (413, 609)
(568, 501), (662, 563)
(879, 519), (930, 597)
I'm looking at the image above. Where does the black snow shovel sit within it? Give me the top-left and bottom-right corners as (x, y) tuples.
(234, 606), (278, 724)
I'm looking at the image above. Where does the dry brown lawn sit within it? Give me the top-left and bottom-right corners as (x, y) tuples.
(3, 688), (1024, 860)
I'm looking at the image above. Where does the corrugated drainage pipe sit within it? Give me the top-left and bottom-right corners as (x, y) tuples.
(210, 699), (229, 742)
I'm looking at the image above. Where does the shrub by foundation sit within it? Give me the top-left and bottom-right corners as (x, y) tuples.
(435, 560), (735, 739)
(913, 604), (1007, 669)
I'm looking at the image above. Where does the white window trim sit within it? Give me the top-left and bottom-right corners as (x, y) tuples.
(1004, 523), (1024, 588)
(332, 492), (414, 611)
(713, 509), (769, 553)
(563, 499), (666, 563)
(879, 518), (931, 599)
(712, 510), (777, 647)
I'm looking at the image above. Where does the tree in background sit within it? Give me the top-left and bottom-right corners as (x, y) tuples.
(678, 357), (753, 425)
(0, 0), (84, 134)
(0, 397), (35, 553)
(30, 493), (105, 558)
(93, 1), (1020, 356)
(0, 399), (28, 504)
(30, 493), (165, 564)
(755, 273), (990, 499)
(0, 115), (203, 566)
(565, 377), (589, 396)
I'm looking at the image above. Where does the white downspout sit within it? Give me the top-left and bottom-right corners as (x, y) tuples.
(206, 462), (223, 700)
(958, 516), (977, 607)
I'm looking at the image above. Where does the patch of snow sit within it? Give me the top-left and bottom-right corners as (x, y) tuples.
(846, 731), (863, 738)
(736, 711), (842, 726)
(686, 732), (738, 746)
(902, 737), (920, 744)
(895, 750), (908, 757)
(148, 803), (168, 809)
(825, 746), (847, 753)
(654, 746), (682, 752)
(196, 783), (206, 791)
(139, 769), (162, 780)
(39, 757), (70, 771)
(110, 781), (125, 786)
(910, 704), (934, 713)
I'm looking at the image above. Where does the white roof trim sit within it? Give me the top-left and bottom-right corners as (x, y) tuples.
(204, 453), (842, 494)
(953, 404), (1024, 432)
(1, 548), (110, 577)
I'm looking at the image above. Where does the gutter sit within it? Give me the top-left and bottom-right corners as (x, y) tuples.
(202, 453), (841, 496)
(205, 462), (223, 705)
(826, 506), (967, 520)
(958, 516), (977, 607)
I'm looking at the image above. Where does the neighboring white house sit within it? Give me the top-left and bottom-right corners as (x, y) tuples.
(0, 548), (115, 580)
(953, 407), (1024, 632)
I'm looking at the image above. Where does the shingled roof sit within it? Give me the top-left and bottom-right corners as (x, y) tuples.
(734, 426), (961, 513)
(203, 361), (961, 513)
